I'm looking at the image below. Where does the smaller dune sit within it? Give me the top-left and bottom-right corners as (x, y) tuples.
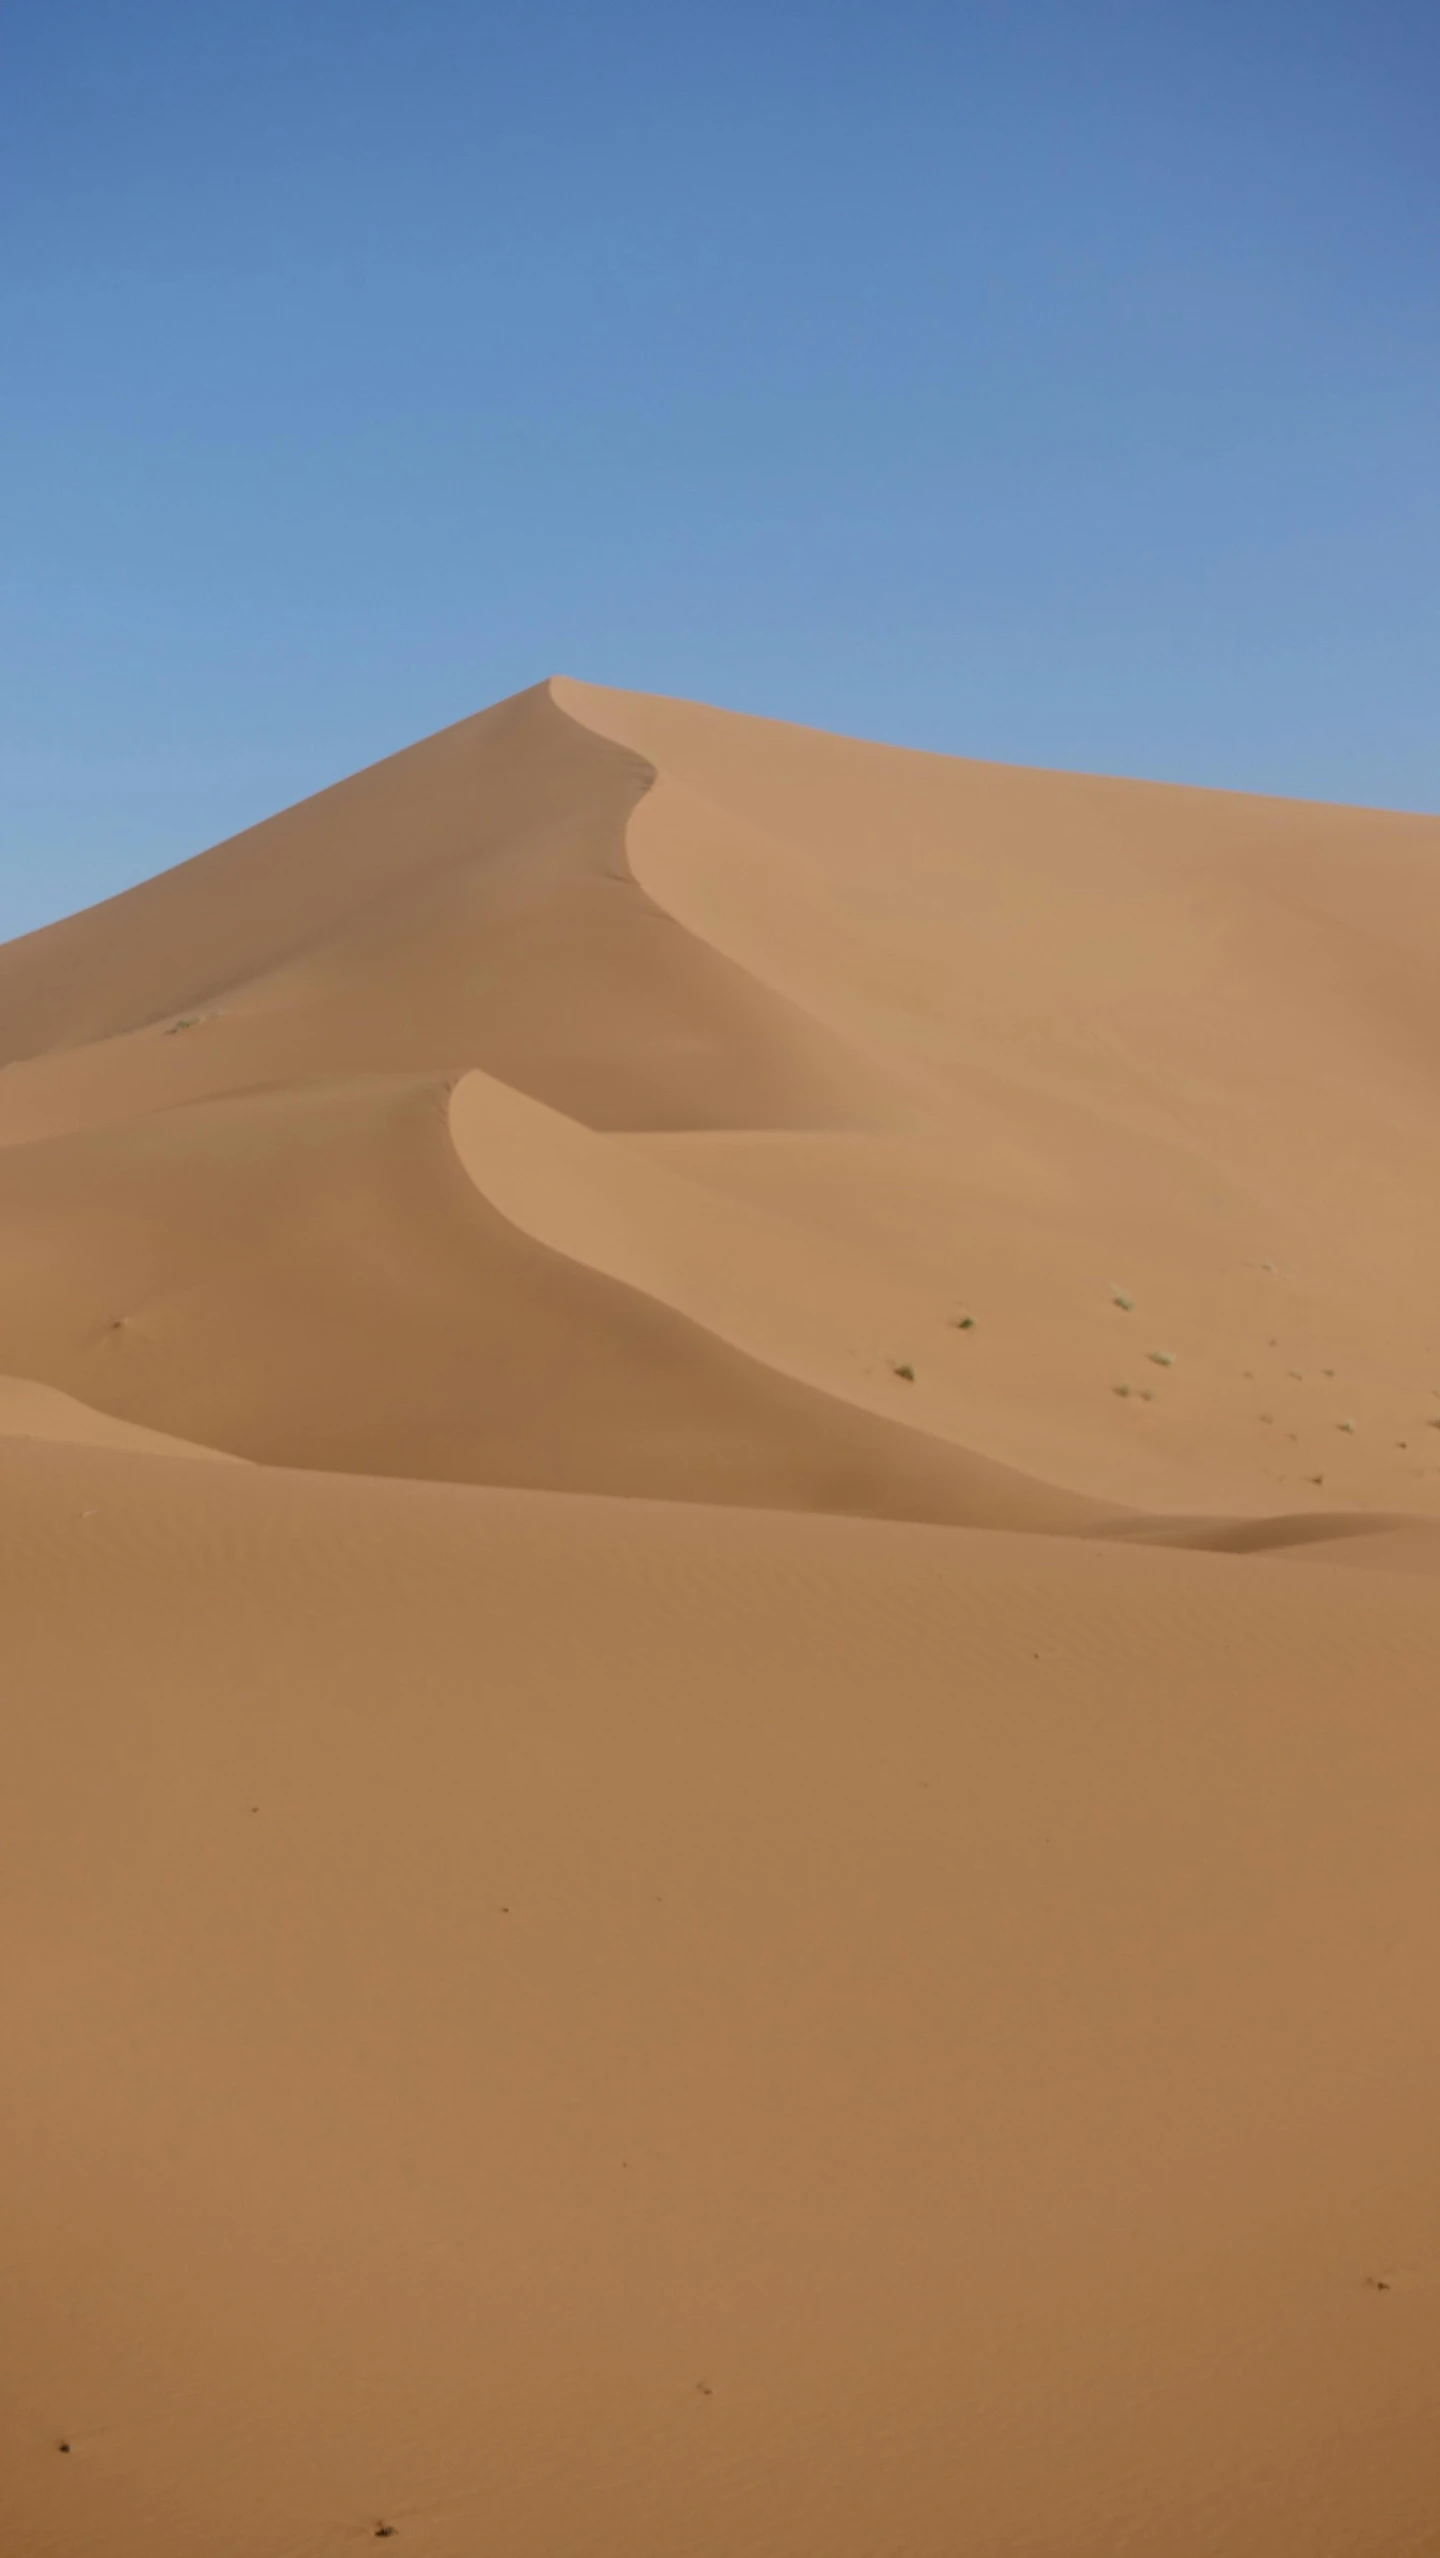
(0, 1374), (241, 1461)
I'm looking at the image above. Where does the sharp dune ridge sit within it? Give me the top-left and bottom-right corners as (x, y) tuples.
(6, 677), (1440, 2556)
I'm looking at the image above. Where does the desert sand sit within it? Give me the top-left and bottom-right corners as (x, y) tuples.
(4, 677), (1440, 2554)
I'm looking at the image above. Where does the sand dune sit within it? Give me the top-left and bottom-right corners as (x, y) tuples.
(0, 1372), (242, 1459)
(0, 682), (875, 1145)
(5, 676), (1440, 2554)
(0, 1069), (1098, 1525)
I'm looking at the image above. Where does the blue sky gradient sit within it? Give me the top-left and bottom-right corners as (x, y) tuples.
(3, 1), (1437, 933)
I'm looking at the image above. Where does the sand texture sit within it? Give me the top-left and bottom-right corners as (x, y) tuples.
(5, 678), (1440, 2554)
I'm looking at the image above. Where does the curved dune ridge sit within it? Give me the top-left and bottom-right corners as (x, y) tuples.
(0, 1372), (243, 1460)
(6, 678), (1440, 2557)
(0, 1068), (1097, 1527)
(0, 681), (880, 1142)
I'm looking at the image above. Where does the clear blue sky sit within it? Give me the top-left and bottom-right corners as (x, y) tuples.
(3, 1), (1436, 935)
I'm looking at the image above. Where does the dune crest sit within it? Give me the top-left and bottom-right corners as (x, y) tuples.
(0, 680), (881, 1147)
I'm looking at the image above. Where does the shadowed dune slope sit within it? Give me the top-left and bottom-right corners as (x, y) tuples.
(555, 678), (1440, 1520)
(557, 675), (1440, 1104)
(6, 1440), (1440, 2558)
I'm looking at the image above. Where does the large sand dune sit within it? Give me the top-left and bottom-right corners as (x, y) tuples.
(5, 678), (1440, 2553)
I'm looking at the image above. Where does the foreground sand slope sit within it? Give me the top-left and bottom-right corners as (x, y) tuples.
(5, 1439), (1440, 2558)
